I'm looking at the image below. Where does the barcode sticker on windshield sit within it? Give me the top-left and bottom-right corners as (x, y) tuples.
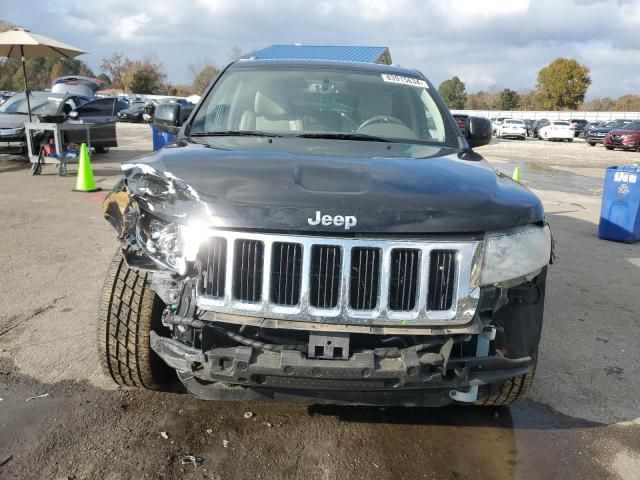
(381, 74), (428, 88)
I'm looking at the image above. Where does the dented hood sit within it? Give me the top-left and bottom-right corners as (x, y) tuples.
(122, 138), (544, 234)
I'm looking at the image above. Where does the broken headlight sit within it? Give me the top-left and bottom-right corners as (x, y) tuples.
(480, 224), (551, 286)
(136, 215), (209, 275)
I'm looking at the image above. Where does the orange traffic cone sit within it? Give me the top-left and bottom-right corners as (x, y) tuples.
(73, 143), (101, 192)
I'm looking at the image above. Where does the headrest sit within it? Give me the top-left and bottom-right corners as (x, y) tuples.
(255, 89), (288, 117)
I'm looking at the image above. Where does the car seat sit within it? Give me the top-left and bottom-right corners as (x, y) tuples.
(239, 86), (303, 132)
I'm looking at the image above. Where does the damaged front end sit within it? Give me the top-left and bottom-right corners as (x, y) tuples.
(103, 163), (548, 406)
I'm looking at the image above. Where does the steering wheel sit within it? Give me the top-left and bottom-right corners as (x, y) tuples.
(357, 115), (405, 131)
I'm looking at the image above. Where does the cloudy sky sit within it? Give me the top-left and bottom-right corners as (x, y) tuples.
(6, 0), (640, 98)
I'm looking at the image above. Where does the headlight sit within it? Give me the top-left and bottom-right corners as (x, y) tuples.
(137, 216), (209, 275)
(480, 225), (551, 286)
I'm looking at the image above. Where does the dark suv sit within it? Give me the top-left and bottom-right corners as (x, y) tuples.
(568, 118), (588, 137)
(99, 59), (552, 407)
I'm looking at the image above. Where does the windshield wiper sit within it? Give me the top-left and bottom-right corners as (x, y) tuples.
(294, 132), (395, 142)
(190, 130), (283, 138)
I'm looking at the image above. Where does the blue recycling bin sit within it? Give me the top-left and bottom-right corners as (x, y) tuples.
(150, 125), (175, 151)
(598, 165), (640, 243)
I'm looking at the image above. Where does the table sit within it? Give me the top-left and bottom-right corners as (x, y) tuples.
(24, 122), (93, 176)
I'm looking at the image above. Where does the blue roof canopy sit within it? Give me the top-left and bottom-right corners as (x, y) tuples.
(244, 45), (392, 65)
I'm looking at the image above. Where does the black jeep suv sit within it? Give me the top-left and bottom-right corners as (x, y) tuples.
(100, 59), (552, 407)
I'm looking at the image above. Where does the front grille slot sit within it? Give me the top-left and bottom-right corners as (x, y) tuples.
(310, 245), (342, 308)
(428, 250), (457, 311)
(389, 249), (419, 311)
(270, 242), (303, 306)
(233, 239), (264, 302)
(200, 237), (227, 298)
(350, 247), (381, 310)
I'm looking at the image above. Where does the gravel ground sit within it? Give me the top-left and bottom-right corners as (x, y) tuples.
(0, 125), (638, 480)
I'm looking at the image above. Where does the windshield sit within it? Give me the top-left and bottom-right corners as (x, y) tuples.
(189, 67), (458, 146)
(0, 94), (62, 115)
(621, 122), (640, 131)
(504, 120), (523, 125)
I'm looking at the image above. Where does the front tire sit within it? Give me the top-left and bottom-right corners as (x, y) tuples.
(605, 146), (614, 150)
(97, 250), (174, 389)
(94, 146), (109, 154)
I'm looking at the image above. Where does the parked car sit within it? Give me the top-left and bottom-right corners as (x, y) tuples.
(538, 120), (574, 141)
(99, 58), (552, 408)
(491, 117), (508, 134)
(532, 119), (549, 138)
(603, 121), (640, 151)
(0, 91), (91, 154)
(496, 118), (526, 140)
(452, 113), (468, 133)
(568, 119), (588, 138)
(0, 91), (15, 105)
(117, 103), (146, 123)
(523, 119), (534, 137)
(67, 97), (121, 153)
(586, 119), (633, 146)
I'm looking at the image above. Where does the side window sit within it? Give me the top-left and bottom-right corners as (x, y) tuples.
(75, 98), (116, 116)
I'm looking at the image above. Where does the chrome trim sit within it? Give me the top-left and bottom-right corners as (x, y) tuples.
(195, 230), (482, 327)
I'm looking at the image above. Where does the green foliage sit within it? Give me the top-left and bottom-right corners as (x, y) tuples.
(0, 57), (94, 91)
(438, 76), (467, 109)
(190, 63), (219, 95)
(534, 58), (591, 110)
(613, 95), (640, 112)
(121, 56), (166, 94)
(493, 89), (520, 110)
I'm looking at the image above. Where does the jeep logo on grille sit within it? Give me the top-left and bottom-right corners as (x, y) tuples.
(307, 211), (357, 230)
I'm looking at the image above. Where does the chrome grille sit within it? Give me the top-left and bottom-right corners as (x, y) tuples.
(195, 231), (481, 326)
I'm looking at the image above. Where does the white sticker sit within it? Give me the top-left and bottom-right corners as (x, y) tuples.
(614, 172), (637, 183)
(381, 74), (428, 88)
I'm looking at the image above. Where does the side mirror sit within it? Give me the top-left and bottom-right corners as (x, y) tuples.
(68, 110), (79, 120)
(465, 116), (492, 148)
(153, 103), (181, 134)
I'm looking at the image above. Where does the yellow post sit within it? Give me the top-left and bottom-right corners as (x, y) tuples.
(73, 143), (101, 192)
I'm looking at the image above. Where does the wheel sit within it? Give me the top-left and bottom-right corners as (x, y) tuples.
(94, 146), (109, 154)
(568, 139), (574, 143)
(475, 269), (547, 406)
(589, 142), (596, 147)
(97, 249), (174, 389)
(605, 146), (614, 151)
(58, 163), (67, 177)
(475, 363), (536, 406)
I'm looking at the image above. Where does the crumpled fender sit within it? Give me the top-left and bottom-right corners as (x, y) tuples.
(103, 178), (139, 241)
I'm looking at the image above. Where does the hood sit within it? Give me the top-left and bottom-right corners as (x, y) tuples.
(609, 129), (640, 136)
(0, 113), (27, 129)
(123, 138), (544, 234)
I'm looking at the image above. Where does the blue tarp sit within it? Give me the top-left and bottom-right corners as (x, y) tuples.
(244, 45), (392, 64)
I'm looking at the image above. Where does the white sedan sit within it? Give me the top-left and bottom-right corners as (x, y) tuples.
(538, 121), (574, 142)
(497, 119), (527, 139)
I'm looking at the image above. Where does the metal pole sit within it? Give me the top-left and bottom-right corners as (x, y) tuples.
(20, 46), (32, 122)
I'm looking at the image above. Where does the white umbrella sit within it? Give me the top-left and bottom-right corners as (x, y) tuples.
(0, 28), (86, 121)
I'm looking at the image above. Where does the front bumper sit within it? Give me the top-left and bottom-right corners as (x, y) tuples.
(587, 135), (605, 144)
(150, 331), (530, 405)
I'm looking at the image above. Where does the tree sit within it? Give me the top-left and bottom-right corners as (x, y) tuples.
(189, 61), (219, 95)
(466, 91), (495, 110)
(97, 73), (112, 88)
(100, 52), (127, 90)
(438, 76), (467, 109)
(613, 95), (640, 112)
(493, 88), (520, 110)
(581, 97), (616, 112)
(123, 56), (166, 94)
(534, 58), (591, 110)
